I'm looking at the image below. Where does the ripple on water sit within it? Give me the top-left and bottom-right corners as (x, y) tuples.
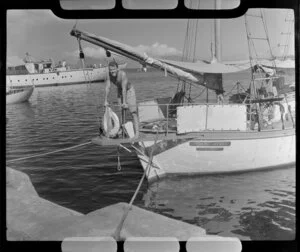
(6, 75), (295, 240)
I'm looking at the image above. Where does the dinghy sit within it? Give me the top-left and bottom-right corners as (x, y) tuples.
(6, 86), (34, 105)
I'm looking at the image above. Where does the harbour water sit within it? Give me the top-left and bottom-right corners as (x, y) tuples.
(6, 69), (295, 240)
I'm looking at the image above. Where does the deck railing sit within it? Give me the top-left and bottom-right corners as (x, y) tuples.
(106, 99), (294, 138)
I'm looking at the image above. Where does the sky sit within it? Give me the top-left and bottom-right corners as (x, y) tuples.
(6, 6), (294, 68)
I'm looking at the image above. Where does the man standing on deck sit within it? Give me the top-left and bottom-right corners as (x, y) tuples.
(104, 61), (139, 138)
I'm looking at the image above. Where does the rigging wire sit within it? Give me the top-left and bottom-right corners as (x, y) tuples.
(185, 0), (201, 102)
(261, 10), (277, 69)
(210, 16), (214, 61)
(192, 1), (201, 62)
(177, 0), (195, 93)
(244, 12), (257, 99)
(77, 37), (91, 85)
(77, 37), (103, 126)
(74, 21), (103, 128)
(282, 10), (293, 60)
(178, 0), (202, 101)
(244, 9), (282, 130)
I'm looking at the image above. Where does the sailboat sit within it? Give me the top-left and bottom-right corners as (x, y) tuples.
(70, 6), (295, 183)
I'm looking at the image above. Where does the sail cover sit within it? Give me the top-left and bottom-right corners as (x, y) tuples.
(160, 59), (249, 92)
(160, 59), (248, 74)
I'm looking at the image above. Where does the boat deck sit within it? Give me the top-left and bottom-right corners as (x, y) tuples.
(92, 118), (295, 146)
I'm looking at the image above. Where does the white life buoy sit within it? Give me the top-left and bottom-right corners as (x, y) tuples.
(103, 107), (120, 138)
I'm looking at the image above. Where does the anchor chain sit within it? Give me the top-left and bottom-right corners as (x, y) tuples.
(116, 144), (132, 171)
(117, 146), (122, 171)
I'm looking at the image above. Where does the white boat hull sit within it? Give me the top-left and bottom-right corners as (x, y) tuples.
(6, 67), (113, 87)
(138, 129), (295, 183)
(6, 87), (34, 104)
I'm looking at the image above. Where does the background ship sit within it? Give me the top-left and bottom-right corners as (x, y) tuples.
(6, 53), (126, 88)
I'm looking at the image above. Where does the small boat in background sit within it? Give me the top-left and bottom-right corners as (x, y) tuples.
(6, 86), (34, 105)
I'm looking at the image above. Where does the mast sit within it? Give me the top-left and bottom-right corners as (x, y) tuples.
(211, 0), (222, 63)
(215, 0), (222, 62)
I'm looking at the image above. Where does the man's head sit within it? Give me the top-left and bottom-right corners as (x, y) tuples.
(108, 61), (118, 77)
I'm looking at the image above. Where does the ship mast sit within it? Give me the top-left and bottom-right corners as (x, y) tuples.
(214, 0), (222, 62)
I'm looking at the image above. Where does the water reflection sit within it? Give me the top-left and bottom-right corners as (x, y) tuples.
(6, 74), (295, 241)
(6, 102), (35, 122)
(139, 167), (295, 240)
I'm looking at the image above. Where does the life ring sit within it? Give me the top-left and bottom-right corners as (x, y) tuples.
(103, 107), (120, 138)
(265, 102), (285, 123)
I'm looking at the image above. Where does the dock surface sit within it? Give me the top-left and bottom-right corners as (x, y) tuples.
(6, 167), (206, 241)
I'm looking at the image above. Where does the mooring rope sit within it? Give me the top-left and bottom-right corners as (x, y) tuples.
(6, 141), (92, 163)
(113, 131), (159, 241)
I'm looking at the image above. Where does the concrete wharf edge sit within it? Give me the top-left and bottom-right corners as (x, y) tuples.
(7, 166), (221, 241)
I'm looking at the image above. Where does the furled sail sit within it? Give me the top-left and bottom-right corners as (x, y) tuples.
(70, 28), (198, 82)
(70, 28), (247, 92)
